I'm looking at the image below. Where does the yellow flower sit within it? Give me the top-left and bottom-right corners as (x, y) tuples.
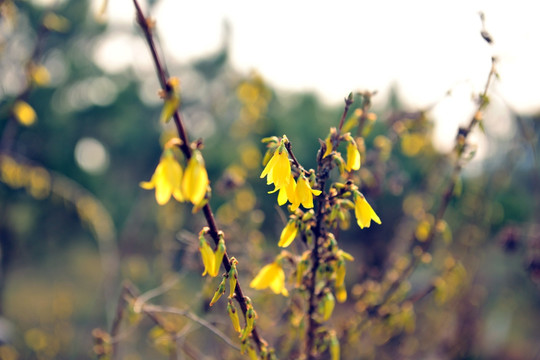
(270, 175), (296, 206)
(260, 140), (291, 189)
(323, 135), (333, 158)
(291, 175), (322, 211)
(182, 150), (209, 205)
(278, 220), (298, 248)
(160, 77), (181, 123)
(227, 300), (241, 333)
(199, 237), (217, 277)
(13, 100), (37, 126)
(336, 284), (347, 303)
(345, 141), (361, 171)
(250, 261), (289, 296)
(354, 192), (381, 229)
(320, 292), (335, 321)
(140, 151), (184, 205)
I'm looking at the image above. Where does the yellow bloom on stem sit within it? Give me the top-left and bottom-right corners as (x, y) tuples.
(320, 292), (336, 321)
(250, 261), (289, 296)
(182, 150), (209, 205)
(354, 192), (381, 229)
(278, 219), (299, 248)
(323, 135), (333, 158)
(199, 236), (217, 277)
(260, 140), (291, 189)
(345, 141), (361, 171)
(270, 174), (296, 206)
(291, 175), (322, 211)
(140, 150), (184, 205)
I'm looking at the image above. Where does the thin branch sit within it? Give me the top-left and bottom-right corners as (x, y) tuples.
(133, 276), (179, 313)
(337, 92), (354, 132)
(363, 56), (499, 320)
(142, 304), (242, 352)
(132, 0), (268, 352)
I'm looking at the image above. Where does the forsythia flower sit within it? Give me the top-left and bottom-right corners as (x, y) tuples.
(291, 175), (322, 211)
(160, 77), (180, 123)
(320, 292), (336, 321)
(345, 141), (361, 171)
(182, 150), (209, 205)
(270, 175), (296, 206)
(323, 135), (333, 158)
(140, 150), (184, 205)
(354, 192), (381, 229)
(278, 219), (299, 248)
(250, 261), (289, 296)
(260, 139), (291, 189)
(199, 236), (217, 277)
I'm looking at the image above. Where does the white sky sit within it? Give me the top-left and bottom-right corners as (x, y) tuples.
(94, 0), (540, 114)
(84, 0), (539, 161)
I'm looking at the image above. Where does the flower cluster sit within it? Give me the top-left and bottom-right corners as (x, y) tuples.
(322, 128), (362, 174)
(140, 143), (209, 206)
(252, 124), (381, 343)
(261, 136), (321, 210)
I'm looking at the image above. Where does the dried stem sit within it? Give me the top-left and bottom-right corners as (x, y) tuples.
(337, 92), (354, 133)
(132, 0), (267, 352)
(362, 56), (498, 321)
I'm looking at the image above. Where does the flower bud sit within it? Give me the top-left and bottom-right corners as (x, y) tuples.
(227, 300), (241, 333)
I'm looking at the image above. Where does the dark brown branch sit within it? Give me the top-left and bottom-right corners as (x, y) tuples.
(132, 0), (267, 353)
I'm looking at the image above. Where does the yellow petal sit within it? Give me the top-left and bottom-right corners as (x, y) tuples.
(250, 262), (288, 296)
(250, 263), (276, 289)
(346, 142), (361, 171)
(13, 101), (36, 126)
(323, 136), (333, 158)
(292, 176), (320, 210)
(182, 151), (208, 205)
(160, 93), (180, 123)
(139, 180), (155, 190)
(199, 239), (216, 277)
(354, 193), (381, 229)
(260, 148), (279, 179)
(278, 220), (298, 248)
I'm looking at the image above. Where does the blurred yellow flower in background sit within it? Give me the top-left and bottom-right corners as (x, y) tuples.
(278, 220), (298, 248)
(250, 261), (288, 296)
(354, 192), (381, 229)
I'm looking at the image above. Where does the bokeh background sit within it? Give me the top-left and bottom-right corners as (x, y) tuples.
(0, 0), (539, 359)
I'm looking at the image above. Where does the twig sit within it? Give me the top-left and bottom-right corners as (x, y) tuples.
(142, 304), (241, 352)
(132, 0), (268, 352)
(337, 92), (354, 132)
(362, 56), (498, 322)
(133, 276), (179, 313)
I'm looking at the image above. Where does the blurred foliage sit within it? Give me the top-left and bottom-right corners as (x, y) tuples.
(0, 1), (539, 359)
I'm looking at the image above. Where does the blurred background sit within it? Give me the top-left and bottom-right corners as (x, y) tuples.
(0, 0), (539, 359)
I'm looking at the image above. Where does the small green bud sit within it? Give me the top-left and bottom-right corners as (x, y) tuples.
(209, 277), (227, 307)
